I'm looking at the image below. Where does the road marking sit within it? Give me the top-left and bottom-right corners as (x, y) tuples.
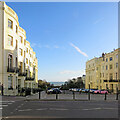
(0, 105), (8, 107)
(36, 108), (48, 111)
(82, 108), (116, 111)
(49, 108), (68, 111)
(18, 109), (32, 112)
(0, 101), (15, 103)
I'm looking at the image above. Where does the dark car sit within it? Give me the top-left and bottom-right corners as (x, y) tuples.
(82, 89), (89, 93)
(47, 88), (62, 94)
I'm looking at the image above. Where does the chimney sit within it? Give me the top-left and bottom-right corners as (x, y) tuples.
(102, 53), (105, 61)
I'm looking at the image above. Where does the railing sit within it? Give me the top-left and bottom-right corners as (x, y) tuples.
(18, 72), (27, 76)
(25, 77), (34, 81)
(7, 66), (19, 73)
(109, 80), (118, 82)
(104, 80), (119, 82)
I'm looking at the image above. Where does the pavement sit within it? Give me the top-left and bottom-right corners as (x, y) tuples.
(0, 91), (119, 119)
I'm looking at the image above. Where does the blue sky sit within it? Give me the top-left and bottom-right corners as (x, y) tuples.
(6, 2), (118, 82)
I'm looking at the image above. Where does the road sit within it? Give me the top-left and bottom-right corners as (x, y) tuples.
(0, 93), (119, 119)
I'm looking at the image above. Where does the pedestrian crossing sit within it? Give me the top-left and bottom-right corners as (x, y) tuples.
(0, 101), (15, 109)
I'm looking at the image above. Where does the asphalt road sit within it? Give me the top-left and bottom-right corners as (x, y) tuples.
(1, 94), (119, 119)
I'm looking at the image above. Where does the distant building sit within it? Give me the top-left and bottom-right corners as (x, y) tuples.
(85, 48), (120, 93)
(82, 75), (86, 85)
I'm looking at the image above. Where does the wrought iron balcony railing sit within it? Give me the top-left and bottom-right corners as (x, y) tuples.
(104, 79), (119, 82)
(18, 72), (27, 76)
(25, 77), (34, 81)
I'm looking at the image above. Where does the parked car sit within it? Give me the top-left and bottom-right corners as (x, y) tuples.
(82, 89), (89, 93)
(90, 89), (98, 93)
(79, 88), (84, 92)
(94, 90), (101, 94)
(100, 90), (108, 94)
(94, 90), (108, 94)
(47, 88), (62, 94)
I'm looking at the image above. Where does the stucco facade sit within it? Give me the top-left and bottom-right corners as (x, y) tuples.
(86, 48), (120, 93)
(0, 2), (38, 95)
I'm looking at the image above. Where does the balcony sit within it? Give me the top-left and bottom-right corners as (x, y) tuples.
(109, 80), (118, 82)
(25, 77), (34, 81)
(7, 66), (20, 73)
(104, 80), (108, 82)
(18, 72), (27, 76)
(104, 79), (119, 82)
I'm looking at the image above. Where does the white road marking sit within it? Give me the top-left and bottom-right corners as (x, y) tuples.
(82, 108), (116, 111)
(0, 105), (8, 107)
(0, 101), (15, 103)
(36, 108), (48, 110)
(49, 108), (68, 110)
(18, 109), (32, 112)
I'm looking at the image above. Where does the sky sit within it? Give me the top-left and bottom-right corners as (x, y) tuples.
(6, 2), (118, 82)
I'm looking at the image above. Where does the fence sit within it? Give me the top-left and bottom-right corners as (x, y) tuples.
(36, 90), (119, 101)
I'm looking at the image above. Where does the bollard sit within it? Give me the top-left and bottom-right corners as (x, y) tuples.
(1, 84), (3, 96)
(73, 91), (75, 100)
(116, 87), (119, 100)
(104, 92), (107, 100)
(88, 91), (90, 100)
(56, 93), (58, 100)
(39, 91), (41, 99)
(88, 84), (90, 100)
(116, 93), (119, 100)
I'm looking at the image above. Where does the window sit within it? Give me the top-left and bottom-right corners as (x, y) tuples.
(116, 63), (118, 68)
(20, 36), (23, 43)
(106, 73), (108, 79)
(102, 66), (104, 70)
(8, 35), (13, 46)
(16, 57), (18, 67)
(16, 40), (17, 49)
(24, 51), (25, 58)
(8, 19), (13, 29)
(16, 77), (18, 89)
(110, 64), (112, 69)
(8, 54), (12, 68)
(106, 58), (108, 62)
(116, 54), (118, 59)
(24, 63), (26, 72)
(19, 62), (22, 73)
(109, 73), (113, 80)
(96, 67), (98, 70)
(110, 57), (112, 61)
(116, 73), (117, 80)
(8, 76), (13, 89)
(103, 73), (104, 78)
(16, 25), (18, 33)
(100, 73), (101, 78)
(106, 65), (108, 70)
(19, 48), (23, 56)
(26, 58), (28, 64)
(26, 48), (28, 53)
(24, 40), (26, 46)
